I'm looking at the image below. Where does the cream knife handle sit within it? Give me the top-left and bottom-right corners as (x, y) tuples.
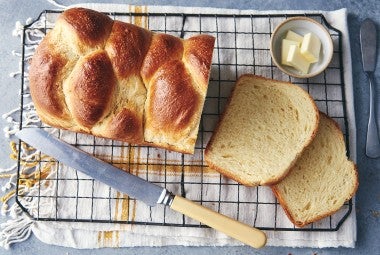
(170, 195), (267, 248)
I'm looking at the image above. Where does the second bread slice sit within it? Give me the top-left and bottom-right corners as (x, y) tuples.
(205, 75), (319, 186)
(271, 113), (358, 227)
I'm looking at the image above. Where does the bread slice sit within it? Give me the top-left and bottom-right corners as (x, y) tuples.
(271, 113), (358, 227)
(205, 75), (319, 186)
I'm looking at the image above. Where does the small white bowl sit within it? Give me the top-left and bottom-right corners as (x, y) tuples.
(270, 17), (334, 78)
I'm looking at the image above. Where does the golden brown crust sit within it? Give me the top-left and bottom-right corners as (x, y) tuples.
(67, 50), (116, 128)
(183, 35), (215, 91)
(29, 7), (215, 154)
(105, 21), (152, 78)
(105, 108), (144, 143)
(60, 8), (113, 49)
(29, 37), (69, 120)
(141, 33), (184, 85)
(147, 60), (200, 131)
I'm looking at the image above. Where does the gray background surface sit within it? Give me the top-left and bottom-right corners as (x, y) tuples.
(0, 0), (379, 254)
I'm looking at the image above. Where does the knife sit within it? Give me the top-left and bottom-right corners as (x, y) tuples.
(16, 128), (266, 248)
(360, 18), (380, 158)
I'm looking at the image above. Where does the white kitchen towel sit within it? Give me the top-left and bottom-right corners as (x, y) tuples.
(1, 3), (356, 249)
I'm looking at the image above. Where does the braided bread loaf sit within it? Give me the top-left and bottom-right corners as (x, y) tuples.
(29, 8), (215, 154)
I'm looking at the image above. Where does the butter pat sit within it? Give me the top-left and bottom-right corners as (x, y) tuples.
(300, 32), (321, 63)
(281, 39), (301, 66)
(287, 45), (310, 74)
(285, 30), (303, 43)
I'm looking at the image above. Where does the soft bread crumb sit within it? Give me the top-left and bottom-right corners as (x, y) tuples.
(205, 75), (319, 186)
(272, 113), (358, 227)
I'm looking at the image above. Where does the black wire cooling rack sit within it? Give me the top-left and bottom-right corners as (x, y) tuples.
(15, 9), (352, 232)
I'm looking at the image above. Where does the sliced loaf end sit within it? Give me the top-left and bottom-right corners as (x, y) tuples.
(271, 113), (358, 227)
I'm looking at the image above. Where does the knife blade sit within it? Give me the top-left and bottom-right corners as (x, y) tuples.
(16, 128), (266, 248)
(360, 18), (380, 158)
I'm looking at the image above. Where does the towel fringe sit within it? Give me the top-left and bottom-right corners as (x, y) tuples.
(0, 142), (57, 248)
(0, 182), (35, 250)
(0, 215), (33, 250)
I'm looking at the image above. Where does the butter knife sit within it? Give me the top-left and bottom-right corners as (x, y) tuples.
(360, 18), (380, 158)
(16, 128), (267, 248)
